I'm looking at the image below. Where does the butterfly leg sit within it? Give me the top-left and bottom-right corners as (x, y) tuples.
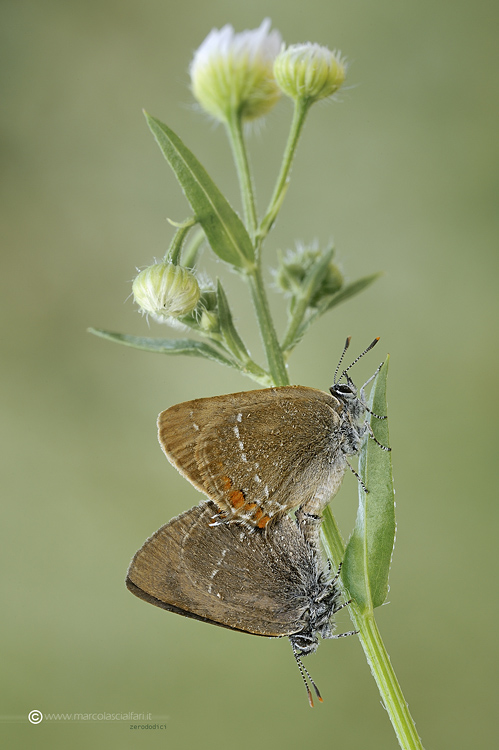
(346, 459), (368, 492)
(366, 422), (391, 451)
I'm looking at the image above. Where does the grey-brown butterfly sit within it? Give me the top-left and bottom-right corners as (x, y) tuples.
(158, 337), (388, 530)
(126, 500), (355, 705)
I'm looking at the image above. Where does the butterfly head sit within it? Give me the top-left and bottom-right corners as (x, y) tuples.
(329, 337), (381, 422)
(330, 373), (366, 421)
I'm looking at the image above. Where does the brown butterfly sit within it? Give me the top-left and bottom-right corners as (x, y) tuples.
(126, 500), (355, 706)
(158, 338), (388, 530)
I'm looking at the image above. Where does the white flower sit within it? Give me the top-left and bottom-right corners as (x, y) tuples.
(274, 43), (346, 104)
(190, 18), (282, 122)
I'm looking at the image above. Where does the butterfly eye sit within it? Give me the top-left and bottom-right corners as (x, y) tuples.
(330, 383), (356, 398)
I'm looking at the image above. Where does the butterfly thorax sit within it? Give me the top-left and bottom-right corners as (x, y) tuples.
(289, 571), (341, 656)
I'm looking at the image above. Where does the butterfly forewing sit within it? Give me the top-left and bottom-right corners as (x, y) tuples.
(126, 502), (319, 637)
(156, 395), (237, 493)
(158, 387), (345, 527)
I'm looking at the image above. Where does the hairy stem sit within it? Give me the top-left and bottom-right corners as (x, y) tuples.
(246, 266), (289, 386)
(258, 99), (310, 244)
(226, 112), (258, 242)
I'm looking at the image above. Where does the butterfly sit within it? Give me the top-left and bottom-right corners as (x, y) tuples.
(126, 500), (355, 705)
(157, 337), (388, 530)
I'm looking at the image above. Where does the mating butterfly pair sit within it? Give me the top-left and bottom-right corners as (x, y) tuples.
(126, 338), (388, 704)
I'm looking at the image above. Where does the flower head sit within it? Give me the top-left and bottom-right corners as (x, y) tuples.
(132, 262), (201, 322)
(190, 19), (282, 122)
(274, 242), (343, 306)
(274, 43), (346, 105)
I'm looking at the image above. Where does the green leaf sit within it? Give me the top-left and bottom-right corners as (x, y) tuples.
(342, 356), (395, 613)
(216, 280), (251, 362)
(88, 329), (236, 368)
(316, 272), (382, 315)
(145, 113), (255, 270)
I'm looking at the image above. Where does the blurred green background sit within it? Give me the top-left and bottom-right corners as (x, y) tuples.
(2, 0), (498, 748)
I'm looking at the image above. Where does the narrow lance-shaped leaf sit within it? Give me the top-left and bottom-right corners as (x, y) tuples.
(316, 272), (382, 316)
(342, 356), (395, 613)
(216, 280), (251, 363)
(88, 329), (236, 369)
(145, 113), (255, 270)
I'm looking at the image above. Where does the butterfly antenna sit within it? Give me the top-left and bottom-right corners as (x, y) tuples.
(361, 360), (384, 391)
(292, 646), (323, 707)
(333, 337), (352, 384)
(341, 337), (380, 379)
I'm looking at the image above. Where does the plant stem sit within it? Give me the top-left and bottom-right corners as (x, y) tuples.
(357, 615), (424, 750)
(225, 112), (290, 384)
(258, 98), (310, 243)
(321, 507), (424, 750)
(182, 227), (205, 269)
(246, 266), (289, 386)
(226, 112), (258, 242)
(166, 217), (197, 264)
(280, 301), (307, 356)
(281, 246), (337, 353)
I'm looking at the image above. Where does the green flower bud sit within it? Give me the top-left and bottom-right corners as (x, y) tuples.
(199, 309), (219, 332)
(190, 19), (282, 122)
(274, 43), (346, 104)
(274, 244), (343, 307)
(196, 288), (219, 332)
(132, 262), (201, 322)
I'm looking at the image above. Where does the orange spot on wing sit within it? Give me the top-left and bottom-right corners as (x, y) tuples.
(257, 515), (271, 529)
(229, 490), (245, 509)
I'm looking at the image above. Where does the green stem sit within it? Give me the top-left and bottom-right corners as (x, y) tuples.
(182, 227), (205, 268)
(225, 112), (290, 384)
(165, 217), (197, 264)
(226, 112), (258, 242)
(246, 266), (289, 386)
(227, 102), (311, 383)
(236, 358), (273, 387)
(321, 507), (424, 750)
(281, 247), (337, 353)
(280, 296), (309, 356)
(258, 98), (310, 243)
(358, 616), (424, 750)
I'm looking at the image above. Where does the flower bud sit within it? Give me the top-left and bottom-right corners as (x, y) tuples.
(199, 309), (219, 332)
(132, 262), (201, 321)
(273, 43), (346, 104)
(190, 18), (282, 122)
(196, 288), (219, 332)
(274, 244), (343, 306)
